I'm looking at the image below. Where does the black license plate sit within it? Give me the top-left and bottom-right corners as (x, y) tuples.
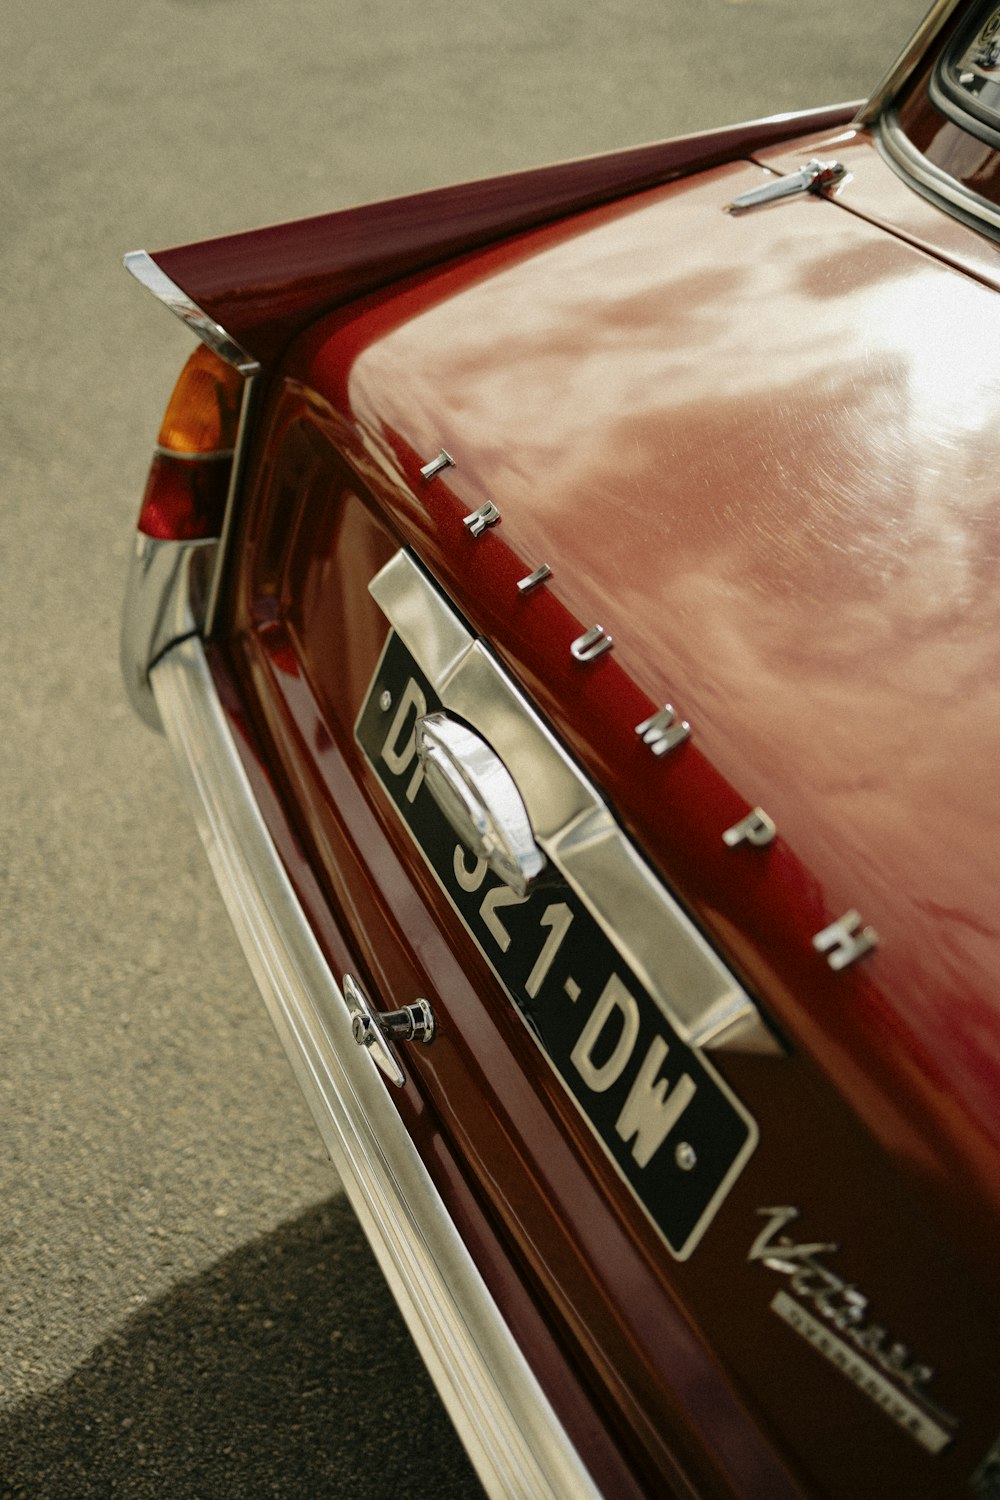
(356, 630), (755, 1259)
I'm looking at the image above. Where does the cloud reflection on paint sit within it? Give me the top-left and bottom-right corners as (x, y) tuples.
(345, 165), (1000, 1087)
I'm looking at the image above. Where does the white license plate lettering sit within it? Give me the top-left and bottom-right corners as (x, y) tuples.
(524, 902), (574, 999)
(479, 883), (528, 952)
(380, 675), (427, 803)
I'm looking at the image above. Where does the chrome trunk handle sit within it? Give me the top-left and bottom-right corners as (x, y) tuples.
(345, 974), (435, 1088)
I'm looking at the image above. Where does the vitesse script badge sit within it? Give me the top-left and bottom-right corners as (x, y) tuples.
(749, 1207), (957, 1454)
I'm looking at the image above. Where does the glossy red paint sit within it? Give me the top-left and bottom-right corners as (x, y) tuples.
(223, 489), (815, 1500)
(209, 125), (1000, 1496)
(147, 104), (858, 368)
(281, 149), (1000, 1198)
(123, 4), (1000, 1488)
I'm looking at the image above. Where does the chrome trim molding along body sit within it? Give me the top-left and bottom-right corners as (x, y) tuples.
(123, 250), (261, 375)
(120, 533), (217, 731)
(148, 633), (604, 1500)
(204, 372), (258, 638)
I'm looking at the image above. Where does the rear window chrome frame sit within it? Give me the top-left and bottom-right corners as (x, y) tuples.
(875, 106), (1000, 241)
(930, 1), (1000, 148)
(859, 0), (1000, 241)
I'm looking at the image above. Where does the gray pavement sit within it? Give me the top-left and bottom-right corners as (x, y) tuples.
(1, 2), (929, 1495)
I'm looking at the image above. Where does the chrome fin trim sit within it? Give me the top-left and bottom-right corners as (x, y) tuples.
(123, 250), (261, 375)
(148, 634), (602, 1500)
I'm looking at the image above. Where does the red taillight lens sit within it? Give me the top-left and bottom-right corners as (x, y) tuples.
(137, 452), (233, 540)
(137, 345), (246, 541)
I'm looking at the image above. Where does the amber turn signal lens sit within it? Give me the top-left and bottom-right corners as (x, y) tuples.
(157, 343), (243, 455)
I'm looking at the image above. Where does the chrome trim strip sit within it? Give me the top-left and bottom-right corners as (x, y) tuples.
(876, 107), (1000, 236)
(370, 550), (780, 1059)
(120, 534), (217, 731)
(149, 634), (603, 1500)
(854, 0), (962, 128)
(204, 372), (258, 638)
(123, 250), (261, 376)
(154, 444), (235, 464)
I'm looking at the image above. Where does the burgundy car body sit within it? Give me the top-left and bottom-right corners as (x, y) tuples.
(122, 2), (1000, 1495)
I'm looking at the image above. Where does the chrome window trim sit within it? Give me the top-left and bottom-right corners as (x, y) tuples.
(929, 0), (1000, 148)
(854, 0), (964, 129)
(148, 633), (603, 1500)
(876, 106), (1000, 238)
(123, 250), (261, 376)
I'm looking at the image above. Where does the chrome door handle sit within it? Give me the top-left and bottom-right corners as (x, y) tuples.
(415, 711), (545, 897)
(345, 974), (435, 1088)
(726, 157), (845, 213)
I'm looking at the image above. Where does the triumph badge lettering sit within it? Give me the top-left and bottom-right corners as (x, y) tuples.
(723, 807), (777, 848)
(812, 910), (878, 970)
(749, 1207), (957, 1453)
(357, 627), (757, 1258)
(463, 501), (500, 536)
(635, 705), (691, 757)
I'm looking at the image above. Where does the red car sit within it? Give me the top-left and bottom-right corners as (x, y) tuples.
(121, 2), (1000, 1494)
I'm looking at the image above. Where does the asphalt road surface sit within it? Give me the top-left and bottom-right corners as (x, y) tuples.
(2, 2), (931, 1496)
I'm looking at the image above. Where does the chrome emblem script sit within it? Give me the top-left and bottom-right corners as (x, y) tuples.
(749, 1207), (956, 1453)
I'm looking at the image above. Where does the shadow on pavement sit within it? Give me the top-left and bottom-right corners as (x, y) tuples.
(0, 1197), (484, 1499)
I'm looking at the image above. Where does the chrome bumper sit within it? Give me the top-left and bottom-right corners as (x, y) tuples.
(148, 633), (602, 1500)
(120, 533), (217, 731)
